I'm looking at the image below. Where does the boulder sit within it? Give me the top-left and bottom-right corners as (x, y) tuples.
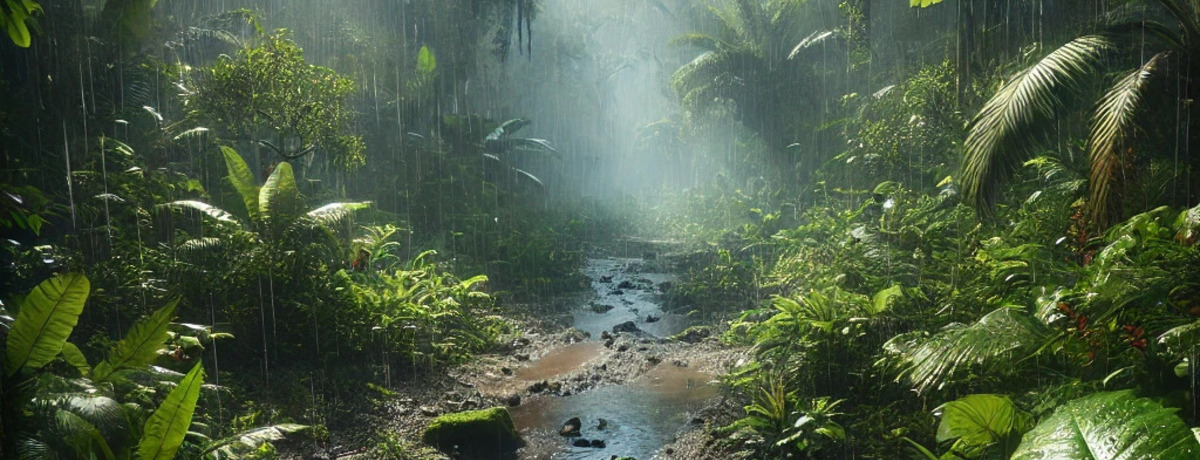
(572, 438), (593, 447)
(504, 394), (521, 407)
(612, 321), (641, 334)
(560, 417), (582, 437)
(591, 303), (616, 314)
(421, 407), (523, 458)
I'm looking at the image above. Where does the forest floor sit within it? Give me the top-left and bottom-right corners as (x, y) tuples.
(309, 249), (752, 459)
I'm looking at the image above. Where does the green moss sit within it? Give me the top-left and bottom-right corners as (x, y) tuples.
(421, 407), (522, 458)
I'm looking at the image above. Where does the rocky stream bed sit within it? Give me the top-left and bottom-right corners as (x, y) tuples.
(316, 251), (749, 459)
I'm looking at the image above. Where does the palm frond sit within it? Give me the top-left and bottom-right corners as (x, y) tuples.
(178, 237), (225, 252)
(48, 393), (126, 430)
(962, 35), (1111, 214)
(199, 424), (309, 459)
(670, 32), (726, 51)
(513, 169), (544, 188)
(788, 30), (837, 59)
(884, 307), (1052, 394)
(1087, 53), (1167, 229)
(305, 202), (371, 227)
(162, 201), (240, 225)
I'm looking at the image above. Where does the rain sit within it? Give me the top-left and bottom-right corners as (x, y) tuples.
(3, 1), (1200, 460)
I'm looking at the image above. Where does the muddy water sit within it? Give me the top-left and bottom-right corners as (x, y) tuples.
(515, 342), (608, 382)
(509, 258), (719, 459)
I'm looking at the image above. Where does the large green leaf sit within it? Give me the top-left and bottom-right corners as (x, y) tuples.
(936, 394), (1031, 458)
(5, 273), (90, 376)
(259, 162), (299, 225)
(1011, 390), (1200, 460)
(220, 146), (260, 220)
(59, 342), (91, 377)
(138, 362), (205, 460)
(92, 300), (177, 383)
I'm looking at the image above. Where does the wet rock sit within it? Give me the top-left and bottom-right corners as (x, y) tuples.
(617, 344), (630, 352)
(591, 303), (616, 314)
(566, 329), (590, 342)
(591, 439), (607, 448)
(573, 439), (593, 447)
(514, 337), (531, 347)
(528, 381), (548, 393)
(501, 367), (513, 376)
(609, 290), (625, 296)
(618, 280), (636, 290)
(647, 355), (662, 365)
(671, 326), (712, 344)
(637, 347), (649, 352)
(658, 281), (672, 293)
(514, 353), (530, 361)
(548, 381), (563, 393)
(600, 331), (613, 340)
(604, 338), (615, 348)
(422, 407), (523, 457)
(645, 315), (660, 323)
(599, 275), (614, 283)
(612, 321), (641, 334)
(665, 447), (675, 455)
(690, 417), (706, 425)
(672, 359), (689, 367)
(597, 418), (608, 430)
(419, 406), (439, 417)
(560, 417), (582, 437)
(505, 394), (521, 407)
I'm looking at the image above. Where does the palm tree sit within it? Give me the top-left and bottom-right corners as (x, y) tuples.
(961, 0), (1200, 230)
(670, 0), (833, 155)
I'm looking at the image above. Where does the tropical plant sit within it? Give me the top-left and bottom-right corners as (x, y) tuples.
(961, 0), (1200, 230)
(670, 0), (834, 154)
(1011, 390), (1200, 459)
(187, 30), (366, 171)
(1, 274), (303, 459)
(882, 307), (1055, 395)
(931, 394), (1031, 459)
(164, 146), (370, 240)
(0, 0), (40, 48)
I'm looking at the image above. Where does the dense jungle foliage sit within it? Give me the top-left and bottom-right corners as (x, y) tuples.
(4, 0), (1200, 459)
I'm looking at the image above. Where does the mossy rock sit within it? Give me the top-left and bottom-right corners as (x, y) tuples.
(421, 407), (523, 459)
(671, 326), (711, 343)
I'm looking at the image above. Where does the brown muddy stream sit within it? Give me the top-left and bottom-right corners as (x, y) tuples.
(508, 258), (720, 459)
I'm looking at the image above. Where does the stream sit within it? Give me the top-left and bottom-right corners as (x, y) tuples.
(509, 257), (720, 459)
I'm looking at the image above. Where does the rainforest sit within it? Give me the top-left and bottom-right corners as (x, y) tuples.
(3, 1), (1200, 459)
